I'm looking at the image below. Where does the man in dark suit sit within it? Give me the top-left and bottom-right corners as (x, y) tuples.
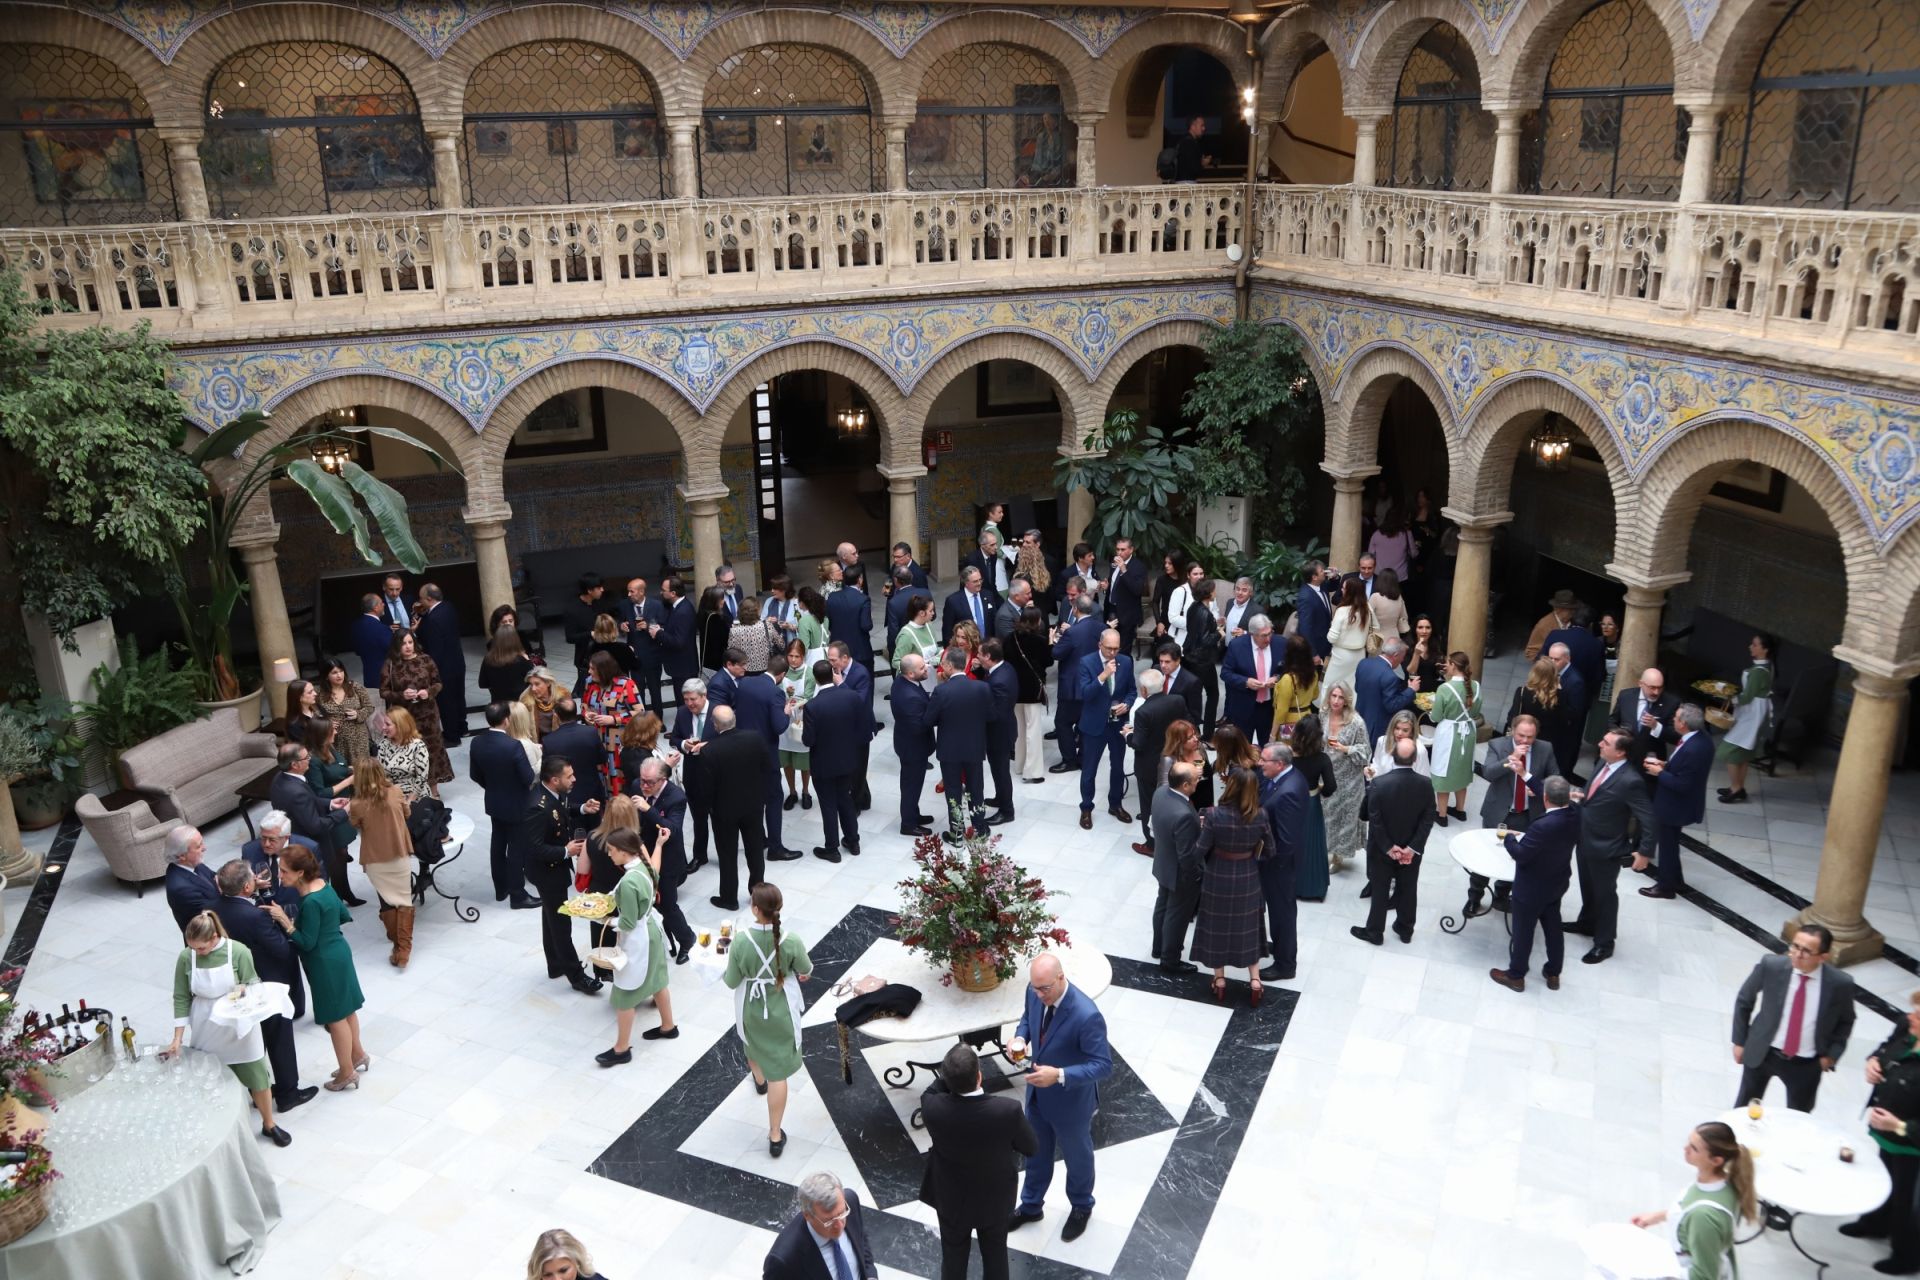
(1469, 716), (1561, 916)
(1490, 776), (1581, 992)
(350, 593), (392, 688)
(413, 582), (466, 747)
(735, 658), (797, 859)
(927, 647), (994, 839)
(468, 702), (538, 908)
(707, 650), (742, 708)
(1008, 953), (1112, 1243)
(1544, 641), (1590, 779)
(1100, 537), (1149, 643)
(1636, 703), (1712, 898)
(631, 758), (696, 960)
(962, 530), (1013, 608)
(891, 655), (936, 836)
(163, 827), (219, 929)
(519, 756), (602, 994)
(1258, 743), (1309, 981)
(763, 1172), (878, 1280)
(824, 564), (875, 672)
(1074, 629), (1135, 831)
(618, 576), (666, 716)
(1296, 563), (1333, 664)
(269, 742), (362, 906)
(1125, 669), (1186, 854)
(1154, 643), (1204, 727)
(1353, 640), (1417, 748)
(888, 541), (930, 593)
(563, 572), (606, 699)
(993, 578), (1032, 644)
(1543, 608), (1607, 705)
(1566, 729), (1654, 964)
(1730, 924), (1856, 1112)
(942, 567), (995, 647)
(540, 700), (606, 828)
(1150, 761), (1204, 972)
(653, 576), (701, 699)
(701, 706), (775, 909)
(1351, 737), (1435, 945)
(377, 573), (412, 631)
(212, 860), (317, 1113)
(920, 1044), (1038, 1280)
(1609, 667), (1678, 768)
(885, 570), (921, 654)
(804, 660), (867, 863)
(1220, 616), (1279, 744)
(240, 814), (313, 918)
(1048, 595), (1102, 772)
(670, 678), (715, 868)
(826, 639), (878, 812)
(980, 638), (1020, 824)
(714, 562), (744, 621)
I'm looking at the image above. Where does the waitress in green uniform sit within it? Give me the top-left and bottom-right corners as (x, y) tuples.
(722, 882), (812, 1158)
(1715, 632), (1774, 805)
(1427, 650), (1481, 826)
(1631, 1120), (1755, 1280)
(162, 912), (291, 1148)
(595, 826), (677, 1067)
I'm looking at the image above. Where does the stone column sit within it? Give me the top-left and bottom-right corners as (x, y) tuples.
(1667, 96), (1733, 312)
(1443, 513), (1512, 669)
(682, 488), (727, 586)
(1059, 444), (1102, 550)
(1677, 99), (1726, 206)
(1489, 106), (1528, 196)
(1350, 114), (1386, 187)
(877, 464), (927, 560)
(1605, 568), (1690, 694)
(427, 129), (465, 208)
(1786, 661), (1920, 965)
(1072, 113), (1101, 188)
(237, 541), (298, 720)
(469, 517), (515, 617)
(883, 118), (910, 192)
(668, 119), (700, 200)
(158, 127), (212, 221)
(1326, 468), (1378, 570)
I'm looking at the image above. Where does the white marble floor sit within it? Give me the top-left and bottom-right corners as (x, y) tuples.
(7, 620), (1913, 1279)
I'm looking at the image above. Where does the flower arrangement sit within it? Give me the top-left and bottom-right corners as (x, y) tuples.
(0, 971), (61, 1114)
(0, 1131), (56, 1200)
(892, 807), (1069, 989)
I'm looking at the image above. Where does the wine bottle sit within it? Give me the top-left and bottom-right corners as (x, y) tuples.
(121, 1016), (136, 1062)
(0, 1152), (30, 1165)
(59, 1003), (73, 1026)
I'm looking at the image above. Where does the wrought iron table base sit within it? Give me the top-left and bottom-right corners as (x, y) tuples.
(413, 840), (480, 923)
(882, 1027), (1017, 1128)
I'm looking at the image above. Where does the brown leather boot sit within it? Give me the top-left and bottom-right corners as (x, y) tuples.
(390, 906), (414, 969)
(378, 905), (396, 944)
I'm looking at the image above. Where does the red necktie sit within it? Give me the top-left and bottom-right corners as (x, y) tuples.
(1512, 751), (1528, 813)
(1782, 974), (1809, 1057)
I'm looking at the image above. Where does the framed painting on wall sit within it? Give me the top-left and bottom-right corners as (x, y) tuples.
(202, 107), (274, 190)
(613, 109), (665, 159)
(315, 93), (430, 190)
(976, 361), (1058, 417)
(906, 106), (954, 165)
(507, 388), (609, 460)
(471, 121), (513, 156)
(704, 115), (757, 154)
(16, 98), (145, 204)
(788, 118), (842, 173)
(1012, 84), (1069, 188)
(546, 120), (578, 157)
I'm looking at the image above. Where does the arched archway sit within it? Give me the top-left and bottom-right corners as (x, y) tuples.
(1385, 22), (1493, 192)
(1096, 17), (1253, 185)
(1265, 41), (1358, 184)
(0, 44), (179, 227)
(697, 44), (880, 196)
(908, 43), (1078, 190)
(462, 41), (667, 206)
(1520, 0), (1683, 200)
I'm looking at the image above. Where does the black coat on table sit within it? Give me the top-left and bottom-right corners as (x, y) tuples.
(415, 599), (467, 746)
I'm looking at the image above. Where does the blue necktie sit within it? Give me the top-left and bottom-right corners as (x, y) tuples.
(830, 1238), (854, 1280)
(970, 593), (983, 632)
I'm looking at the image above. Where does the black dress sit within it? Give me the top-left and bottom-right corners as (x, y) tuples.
(698, 610), (732, 671)
(478, 655), (533, 705)
(1010, 631), (1052, 704)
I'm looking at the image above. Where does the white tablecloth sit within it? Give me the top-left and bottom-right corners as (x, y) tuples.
(1717, 1107), (1890, 1217)
(0, 1051), (280, 1279)
(815, 939), (1112, 1045)
(1448, 826), (1518, 883)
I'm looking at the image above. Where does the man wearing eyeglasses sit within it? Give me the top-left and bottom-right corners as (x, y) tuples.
(1730, 925), (1855, 1113)
(764, 1171), (877, 1280)
(1609, 667), (1678, 769)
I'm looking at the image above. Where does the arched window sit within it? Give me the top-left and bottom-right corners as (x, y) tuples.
(700, 45), (876, 198)
(0, 45), (176, 226)
(464, 41), (665, 208)
(910, 45), (1075, 191)
(1522, 0), (1680, 200)
(1732, 0), (1920, 210)
(201, 42), (432, 217)
(1387, 23), (1492, 192)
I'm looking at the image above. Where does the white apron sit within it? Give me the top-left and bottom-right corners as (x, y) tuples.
(1430, 679), (1473, 773)
(1667, 1191), (1737, 1279)
(187, 940), (266, 1067)
(1724, 665), (1771, 752)
(733, 925), (804, 1058)
(610, 866), (664, 994)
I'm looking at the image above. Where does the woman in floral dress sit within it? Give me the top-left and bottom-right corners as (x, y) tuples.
(582, 650), (640, 796)
(316, 659), (380, 765)
(379, 631), (452, 789)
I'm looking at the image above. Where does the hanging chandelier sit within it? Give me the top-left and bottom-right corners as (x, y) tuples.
(1529, 415), (1572, 471)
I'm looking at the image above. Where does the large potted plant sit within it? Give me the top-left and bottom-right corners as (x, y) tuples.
(0, 714), (40, 884)
(1054, 409), (1195, 556)
(1181, 320), (1320, 542)
(892, 808), (1069, 992)
(70, 636), (201, 785)
(2, 698), (84, 831)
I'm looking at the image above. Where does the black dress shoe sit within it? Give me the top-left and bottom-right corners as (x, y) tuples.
(340, 893), (368, 908)
(675, 950), (690, 965)
(1079, 812), (1092, 830)
(843, 841), (861, 856)
(1044, 730), (1058, 740)
(802, 794), (813, 810)
(1638, 885), (1677, 900)
(985, 797), (1006, 810)
(690, 856), (709, 871)
(812, 846), (843, 863)
(1720, 790), (1749, 804)
(1259, 964), (1294, 981)
(1582, 945), (1613, 964)
(1109, 806), (1132, 823)
(710, 896), (740, 910)
(570, 975), (604, 995)
(1394, 928), (1414, 944)
(1349, 926), (1384, 946)
(276, 1085), (320, 1112)
(900, 825), (933, 836)
(1008, 1211), (1043, 1232)
(1158, 959), (1198, 974)
(596, 1047), (632, 1067)
(1061, 1209), (1090, 1242)
(783, 793), (798, 811)
(1873, 1260), (1920, 1276)
(1448, 807), (1468, 820)
(1545, 973), (1561, 991)
(1024, 777), (1045, 785)
(510, 893), (542, 910)
(1563, 922), (1594, 937)
(754, 1078), (769, 1095)
(1434, 813), (1449, 827)
(262, 1125), (292, 1148)
(983, 811), (1014, 826)
(917, 814), (935, 825)
(1049, 762), (1077, 774)
(1840, 1220), (1890, 1240)
(767, 848), (804, 862)
(641, 1025), (679, 1040)
(769, 1130), (787, 1158)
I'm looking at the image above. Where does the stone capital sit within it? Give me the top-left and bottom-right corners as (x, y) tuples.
(1605, 563), (1693, 594)
(679, 484), (728, 516)
(155, 124), (205, 146)
(876, 464), (928, 491)
(1439, 506), (1513, 530)
(231, 527), (282, 554)
(464, 511), (513, 535)
(1483, 101), (1538, 123)
(1833, 647), (1920, 687)
(1321, 462), (1381, 483)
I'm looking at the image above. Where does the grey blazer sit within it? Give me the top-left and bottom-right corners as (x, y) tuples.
(1732, 954), (1856, 1065)
(1475, 736), (1562, 829)
(1574, 760), (1655, 862)
(1149, 787), (1202, 891)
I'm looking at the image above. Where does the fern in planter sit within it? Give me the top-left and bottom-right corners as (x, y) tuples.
(70, 637), (203, 781)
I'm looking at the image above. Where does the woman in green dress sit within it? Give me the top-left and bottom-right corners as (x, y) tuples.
(1715, 631), (1775, 804)
(795, 586), (832, 666)
(276, 844), (368, 1092)
(722, 882), (813, 1158)
(306, 717), (354, 803)
(596, 826), (678, 1067)
(1428, 650), (1482, 825)
(778, 638), (816, 810)
(1631, 1120), (1756, 1280)
(162, 912), (291, 1147)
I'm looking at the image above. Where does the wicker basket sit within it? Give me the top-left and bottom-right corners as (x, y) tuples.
(0, 1184), (46, 1247)
(1704, 706), (1735, 731)
(586, 946), (626, 972)
(950, 951), (1002, 993)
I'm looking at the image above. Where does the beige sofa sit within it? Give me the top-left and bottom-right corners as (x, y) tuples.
(75, 792), (182, 889)
(118, 709), (278, 829)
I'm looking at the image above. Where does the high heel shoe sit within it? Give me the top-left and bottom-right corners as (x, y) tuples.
(1210, 976), (1226, 1003)
(322, 1072), (359, 1092)
(353, 1054), (371, 1073)
(1249, 980), (1263, 1008)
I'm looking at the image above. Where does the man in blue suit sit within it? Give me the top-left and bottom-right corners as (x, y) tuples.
(828, 639), (878, 812)
(349, 593), (392, 688)
(825, 564), (876, 672)
(1048, 595), (1102, 773)
(1354, 639), (1418, 742)
(669, 679), (715, 869)
(1296, 563), (1333, 664)
(707, 650), (741, 708)
(733, 658), (797, 860)
(1220, 615), (1279, 744)
(926, 648), (994, 839)
(1075, 629), (1135, 830)
(1637, 703), (1713, 898)
(803, 660), (867, 863)
(163, 826), (219, 929)
(1542, 608), (1606, 708)
(889, 540), (930, 592)
(468, 702), (538, 907)
(212, 860), (316, 1112)
(1258, 743), (1310, 981)
(1544, 640), (1591, 780)
(1007, 953), (1112, 1244)
(618, 576), (666, 716)
(541, 700), (606, 828)
(654, 576), (701, 699)
(981, 638), (1020, 824)
(414, 583), (467, 747)
(942, 567), (995, 647)
(1490, 776), (1581, 992)
(884, 570), (921, 654)
(890, 654), (936, 837)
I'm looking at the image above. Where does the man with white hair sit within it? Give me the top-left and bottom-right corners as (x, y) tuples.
(1353, 637), (1417, 750)
(241, 810), (316, 916)
(763, 1171), (878, 1280)
(163, 826), (217, 929)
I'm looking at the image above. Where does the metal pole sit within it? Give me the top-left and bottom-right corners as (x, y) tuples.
(1234, 20), (1264, 321)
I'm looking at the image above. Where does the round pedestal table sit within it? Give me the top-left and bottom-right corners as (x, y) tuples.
(1718, 1106), (1892, 1277)
(1440, 826), (1518, 936)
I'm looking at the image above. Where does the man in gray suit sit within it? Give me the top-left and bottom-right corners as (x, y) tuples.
(1565, 729), (1654, 965)
(1731, 924), (1856, 1112)
(994, 577), (1033, 644)
(1148, 762), (1204, 974)
(1468, 715), (1562, 917)
(1351, 737), (1434, 944)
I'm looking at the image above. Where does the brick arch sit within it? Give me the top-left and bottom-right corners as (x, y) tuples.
(684, 12), (910, 121)
(1697, 0), (1796, 98)
(1455, 375), (1635, 537)
(901, 16), (1096, 118)
(702, 340), (907, 475)
(1089, 15), (1252, 118)
(1323, 344), (1459, 474)
(480, 358), (706, 489)
(900, 333), (1091, 467)
(1345, 2), (1496, 116)
(1085, 319), (1226, 435)
(1259, 9), (1345, 108)
(0, 13), (173, 122)
(1489, 0), (1696, 106)
(436, 7), (687, 120)
(1883, 527), (1920, 662)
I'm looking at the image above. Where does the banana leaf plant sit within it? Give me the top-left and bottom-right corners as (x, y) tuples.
(174, 410), (459, 701)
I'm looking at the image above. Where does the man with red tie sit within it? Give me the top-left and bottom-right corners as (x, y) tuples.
(1468, 715), (1561, 918)
(1730, 924), (1855, 1112)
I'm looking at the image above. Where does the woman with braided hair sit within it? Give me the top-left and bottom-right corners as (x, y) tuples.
(722, 882), (813, 1158)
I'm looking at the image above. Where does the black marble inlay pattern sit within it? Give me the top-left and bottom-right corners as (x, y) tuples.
(590, 904), (1297, 1278)
(0, 814), (81, 996)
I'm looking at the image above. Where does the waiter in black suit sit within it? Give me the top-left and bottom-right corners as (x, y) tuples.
(701, 705), (775, 909)
(891, 654), (936, 837)
(926, 647), (994, 839)
(1565, 729), (1654, 964)
(1101, 537), (1149, 643)
(619, 576), (666, 716)
(212, 860), (317, 1113)
(519, 756), (602, 995)
(468, 702), (538, 908)
(763, 1172), (878, 1280)
(413, 583), (466, 747)
(803, 661), (867, 863)
(1608, 666), (1678, 768)
(920, 1044), (1039, 1280)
